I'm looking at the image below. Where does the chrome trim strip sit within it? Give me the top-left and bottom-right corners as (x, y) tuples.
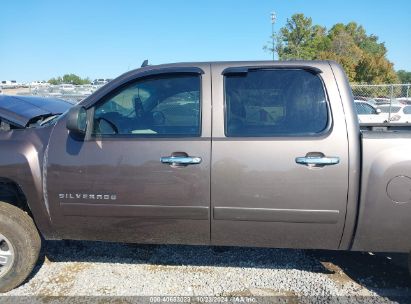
(213, 207), (340, 224)
(61, 203), (209, 220)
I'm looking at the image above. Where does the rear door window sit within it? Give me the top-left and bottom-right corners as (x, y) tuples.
(379, 106), (401, 113)
(224, 69), (329, 137)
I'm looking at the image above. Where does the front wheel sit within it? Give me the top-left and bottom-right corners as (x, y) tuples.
(0, 202), (41, 293)
(409, 252), (411, 277)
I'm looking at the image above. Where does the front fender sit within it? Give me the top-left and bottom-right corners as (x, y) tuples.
(0, 126), (55, 237)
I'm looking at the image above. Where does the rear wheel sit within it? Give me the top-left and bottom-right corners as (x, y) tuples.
(0, 202), (41, 293)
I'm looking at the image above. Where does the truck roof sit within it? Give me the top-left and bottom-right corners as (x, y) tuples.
(114, 60), (332, 79)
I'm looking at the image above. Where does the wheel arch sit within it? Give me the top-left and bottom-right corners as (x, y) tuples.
(0, 178), (30, 213)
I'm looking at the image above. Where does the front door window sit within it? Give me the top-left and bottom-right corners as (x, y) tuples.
(93, 74), (201, 136)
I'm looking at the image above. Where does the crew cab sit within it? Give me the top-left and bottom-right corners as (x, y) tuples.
(0, 61), (410, 292)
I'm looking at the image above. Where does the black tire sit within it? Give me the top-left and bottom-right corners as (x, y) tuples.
(0, 201), (41, 293)
(409, 252), (411, 277)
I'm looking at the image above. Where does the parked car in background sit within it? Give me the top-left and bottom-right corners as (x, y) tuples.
(92, 79), (111, 86)
(373, 97), (392, 105)
(354, 100), (383, 123)
(59, 84), (76, 93)
(377, 104), (411, 123)
(0, 81), (20, 89)
(402, 105), (411, 122)
(398, 97), (411, 105)
(76, 84), (94, 96)
(365, 98), (378, 106)
(29, 81), (50, 87)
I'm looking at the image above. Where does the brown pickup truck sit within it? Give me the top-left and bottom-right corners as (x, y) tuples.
(0, 61), (411, 292)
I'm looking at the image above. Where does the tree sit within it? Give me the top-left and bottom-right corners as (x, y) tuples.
(355, 53), (398, 84)
(316, 24), (363, 81)
(274, 14), (329, 60)
(265, 14), (398, 84)
(48, 76), (62, 85)
(48, 74), (90, 85)
(397, 70), (411, 83)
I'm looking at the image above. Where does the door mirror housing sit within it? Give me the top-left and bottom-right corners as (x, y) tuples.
(66, 105), (88, 135)
(376, 108), (382, 114)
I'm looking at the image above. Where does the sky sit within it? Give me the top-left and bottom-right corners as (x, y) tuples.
(1, 0), (410, 82)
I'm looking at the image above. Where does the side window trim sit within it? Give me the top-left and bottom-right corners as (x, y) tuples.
(81, 67), (204, 109)
(222, 65), (323, 76)
(88, 72), (203, 140)
(223, 68), (333, 138)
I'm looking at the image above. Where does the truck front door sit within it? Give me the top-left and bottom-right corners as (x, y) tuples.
(46, 65), (212, 244)
(210, 63), (349, 249)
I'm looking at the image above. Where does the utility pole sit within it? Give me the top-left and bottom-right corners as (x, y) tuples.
(271, 11), (277, 61)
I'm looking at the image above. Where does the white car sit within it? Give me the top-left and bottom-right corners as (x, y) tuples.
(354, 100), (383, 123)
(378, 104), (411, 123)
(59, 84), (75, 93)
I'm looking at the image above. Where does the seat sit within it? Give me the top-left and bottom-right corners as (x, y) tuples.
(227, 91), (246, 135)
(133, 96), (144, 119)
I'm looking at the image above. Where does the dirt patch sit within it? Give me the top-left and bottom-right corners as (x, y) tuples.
(320, 261), (356, 286)
(2, 88), (30, 95)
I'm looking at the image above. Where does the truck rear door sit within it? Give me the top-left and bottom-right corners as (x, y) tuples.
(210, 62), (349, 249)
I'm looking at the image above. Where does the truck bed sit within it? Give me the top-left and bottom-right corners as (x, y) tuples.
(352, 129), (411, 252)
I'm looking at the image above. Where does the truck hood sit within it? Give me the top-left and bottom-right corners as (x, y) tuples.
(0, 95), (72, 127)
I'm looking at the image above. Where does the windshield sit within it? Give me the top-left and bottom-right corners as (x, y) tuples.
(355, 102), (377, 115)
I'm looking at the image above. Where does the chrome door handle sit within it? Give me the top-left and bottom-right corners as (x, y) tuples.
(295, 156), (340, 166)
(160, 156), (202, 165)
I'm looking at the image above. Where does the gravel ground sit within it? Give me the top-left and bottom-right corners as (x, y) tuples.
(1, 240), (411, 303)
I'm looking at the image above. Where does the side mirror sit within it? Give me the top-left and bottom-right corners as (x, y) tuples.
(66, 105), (87, 135)
(376, 108), (381, 114)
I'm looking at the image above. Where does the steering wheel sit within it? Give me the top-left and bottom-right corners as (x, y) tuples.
(96, 117), (119, 134)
